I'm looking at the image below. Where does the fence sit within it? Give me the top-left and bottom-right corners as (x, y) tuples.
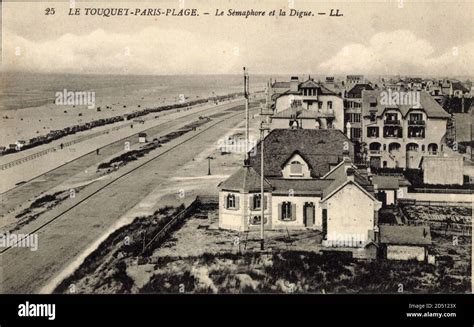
(141, 197), (204, 254)
(398, 198), (472, 207)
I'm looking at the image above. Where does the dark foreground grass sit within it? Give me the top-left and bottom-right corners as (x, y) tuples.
(138, 250), (470, 294)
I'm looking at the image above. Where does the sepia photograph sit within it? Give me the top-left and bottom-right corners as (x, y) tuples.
(0, 0), (473, 324)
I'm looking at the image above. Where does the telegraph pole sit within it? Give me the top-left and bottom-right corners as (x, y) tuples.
(260, 86), (270, 251)
(244, 67), (250, 162)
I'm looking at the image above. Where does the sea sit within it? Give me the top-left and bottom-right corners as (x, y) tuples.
(0, 72), (269, 111)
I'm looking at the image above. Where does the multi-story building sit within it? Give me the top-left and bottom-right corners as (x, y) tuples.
(269, 76), (344, 131)
(346, 75), (365, 89)
(344, 84), (374, 143)
(361, 90), (451, 169)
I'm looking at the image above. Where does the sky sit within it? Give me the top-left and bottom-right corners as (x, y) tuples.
(2, 0), (473, 76)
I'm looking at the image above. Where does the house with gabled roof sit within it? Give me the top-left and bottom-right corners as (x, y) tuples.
(218, 129), (382, 248)
(269, 76), (344, 131)
(361, 90), (451, 169)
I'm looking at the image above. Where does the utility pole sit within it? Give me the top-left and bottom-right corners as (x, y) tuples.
(260, 114), (270, 251)
(471, 108), (473, 161)
(207, 156), (214, 175)
(244, 67), (250, 162)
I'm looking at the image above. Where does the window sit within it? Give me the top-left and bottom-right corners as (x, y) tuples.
(406, 143), (419, 152)
(351, 128), (361, 139)
(327, 101), (333, 109)
(250, 216), (267, 225)
(370, 112), (376, 122)
(410, 113), (423, 121)
(408, 126), (425, 138)
(346, 113), (361, 123)
(280, 202), (294, 221)
(318, 102), (323, 109)
(252, 194), (261, 210)
(226, 194), (238, 209)
(290, 161), (303, 175)
(383, 126), (402, 138)
(428, 143), (438, 155)
(367, 126), (379, 138)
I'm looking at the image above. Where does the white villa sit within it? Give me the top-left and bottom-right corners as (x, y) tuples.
(268, 77), (345, 131)
(218, 129), (382, 248)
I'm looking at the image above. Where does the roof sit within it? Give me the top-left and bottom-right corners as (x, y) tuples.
(379, 225), (432, 246)
(248, 129), (354, 178)
(372, 175), (399, 190)
(321, 179), (379, 203)
(269, 178), (333, 195)
(271, 106), (329, 119)
(272, 78), (340, 101)
(271, 106), (302, 119)
(272, 81), (291, 89)
(451, 81), (470, 93)
(347, 84), (374, 98)
(361, 90), (450, 119)
(219, 165), (272, 192)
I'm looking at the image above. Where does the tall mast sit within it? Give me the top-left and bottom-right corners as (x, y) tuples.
(244, 67), (249, 162)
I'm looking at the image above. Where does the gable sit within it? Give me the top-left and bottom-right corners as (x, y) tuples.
(281, 152), (312, 178)
(248, 129), (354, 178)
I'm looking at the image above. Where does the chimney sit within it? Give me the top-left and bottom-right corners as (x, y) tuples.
(290, 76), (299, 92)
(346, 122), (352, 139)
(346, 167), (355, 182)
(342, 149), (351, 161)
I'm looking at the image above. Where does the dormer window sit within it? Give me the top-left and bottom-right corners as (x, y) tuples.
(290, 161), (302, 175)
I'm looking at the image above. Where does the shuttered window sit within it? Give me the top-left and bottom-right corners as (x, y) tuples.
(226, 194), (239, 210)
(279, 202), (296, 221)
(251, 194), (268, 210)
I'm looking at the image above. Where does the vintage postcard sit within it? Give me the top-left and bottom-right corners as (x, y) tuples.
(0, 0), (473, 323)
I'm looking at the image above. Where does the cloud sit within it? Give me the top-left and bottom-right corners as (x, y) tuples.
(3, 27), (242, 75)
(319, 30), (474, 76)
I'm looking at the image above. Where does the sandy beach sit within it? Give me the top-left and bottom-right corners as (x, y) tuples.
(0, 73), (266, 147)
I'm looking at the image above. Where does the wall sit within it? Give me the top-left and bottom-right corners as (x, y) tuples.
(400, 190), (473, 203)
(324, 183), (376, 245)
(219, 191), (273, 231)
(274, 94), (344, 132)
(422, 157), (464, 185)
(271, 195), (323, 230)
(387, 245), (426, 261)
(362, 112), (448, 168)
(219, 191), (245, 231)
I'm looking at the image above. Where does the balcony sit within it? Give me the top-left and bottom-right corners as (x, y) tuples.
(408, 120), (426, 126)
(316, 108), (335, 118)
(384, 119), (401, 125)
(408, 126), (425, 139)
(383, 124), (402, 139)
